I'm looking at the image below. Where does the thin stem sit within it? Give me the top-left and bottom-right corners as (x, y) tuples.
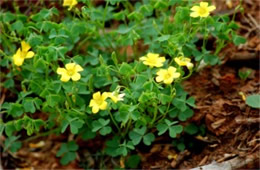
(109, 110), (120, 133)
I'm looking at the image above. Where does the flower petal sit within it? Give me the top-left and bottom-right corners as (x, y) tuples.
(102, 92), (109, 100)
(75, 64), (83, 72)
(164, 78), (174, 84)
(191, 6), (199, 11)
(93, 92), (101, 100)
(156, 75), (164, 82)
(89, 99), (96, 107)
(92, 105), (99, 114)
(190, 12), (199, 18)
(21, 41), (31, 52)
(99, 101), (107, 110)
(65, 63), (76, 70)
(71, 72), (81, 81)
(60, 73), (70, 82)
(168, 66), (177, 73)
(57, 68), (67, 75)
(172, 72), (181, 79)
(140, 56), (147, 61)
(13, 55), (24, 66)
(208, 5), (216, 12)
(25, 51), (35, 59)
(200, 2), (208, 8)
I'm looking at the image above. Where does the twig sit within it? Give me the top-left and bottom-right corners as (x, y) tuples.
(191, 152), (259, 170)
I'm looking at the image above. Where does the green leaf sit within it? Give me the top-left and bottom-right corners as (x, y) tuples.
(126, 155), (141, 169)
(22, 98), (35, 113)
(99, 126), (112, 136)
(8, 103), (24, 117)
(184, 123), (199, 135)
(60, 152), (76, 165)
(158, 94), (172, 105)
(129, 130), (143, 145)
(169, 125), (183, 138)
(178, 108), (194, 121)
(156, 123), (168, 135)
(186, 97), (196, 107)
(3, 79), (14, 88)
(70, 119), (84, 134)
(143, 133), (155, 146)
(5, 123), (16, 137)
(233, 35), (246, 45)
(11, 20), (24, 32)
(246, 94), (260, 109)
(4, 136), (22, 153)
(119, 62), (134, 77)
(46, 94), (62, 107)
(67, 141), (79, 151)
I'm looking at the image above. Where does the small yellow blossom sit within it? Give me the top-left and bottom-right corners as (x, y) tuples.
(140, 53), (166, 68)
(108, 91), (125, 103)
(190, 2), (216, 18)
(13, 41), (35, 66)
(174, 56), (194, 69)
(239, 92), (246, 101)
(57, 63), (83, 82)
(156, 66), (180, 84)
(89, 92), (108, 114)
(63, 0), (78, 10)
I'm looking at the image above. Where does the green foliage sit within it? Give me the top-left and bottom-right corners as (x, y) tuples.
(0, 0), (243, 165)
(246, 94), (260, 109)
(4, 135), (22, 153)
(56, 141), (79, 165)
(238, 69), (252, 80)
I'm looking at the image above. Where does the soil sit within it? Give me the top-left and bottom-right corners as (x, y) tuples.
(1, 0), (259, 169)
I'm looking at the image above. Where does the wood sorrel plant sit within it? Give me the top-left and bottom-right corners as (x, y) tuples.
(0, 0), (245, 165)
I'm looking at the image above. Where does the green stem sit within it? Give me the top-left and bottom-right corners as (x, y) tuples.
(109, 110), (120, 133)
(24, 128), (60, 142)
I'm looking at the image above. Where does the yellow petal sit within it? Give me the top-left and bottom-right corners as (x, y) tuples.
(25, 51), (34, 59)
(191, 6), (199, 11)
(200, 2), (208, 8)
(208, 5), (216, 12)
(99, 101), (107, 110)
(60, 73), (70, 82)
(57, 68), (67, 75)
(93, 92), (101, 100)
(168, 66), (177, 73)
(65, 63), (76, 70)
(190, 12), (199, 18)
(89, 99), (95, 107)
(156, 75), (164, 82)
(172, 72), (181, 79)
(21, 41), (31, 52)
(71, 72), (81, 81)
(102, 92), (109, 100)
(75, 64), (83, 72)
(92, 105), (99, 114)
(164, 78), (174, 84)
(13, 55), (24, 66)
(63, 0), (71, 6)
(140, 56), (147, 61)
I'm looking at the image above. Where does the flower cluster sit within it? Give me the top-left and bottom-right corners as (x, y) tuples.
(140, 53), (194, 85)
(89, 88), (125, 114)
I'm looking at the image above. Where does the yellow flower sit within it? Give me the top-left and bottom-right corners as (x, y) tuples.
(89, 92), (108, 114)
(13, 41), (35, 66)
(108, 91), (125, 103)
(156, 66), (180, 84)
(140, 53), (166, 68)
(190, 2), (216, 18)
(174, 56), (194, 69)
(57, 63), (83, 82)
(63, 0), (78, 10)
